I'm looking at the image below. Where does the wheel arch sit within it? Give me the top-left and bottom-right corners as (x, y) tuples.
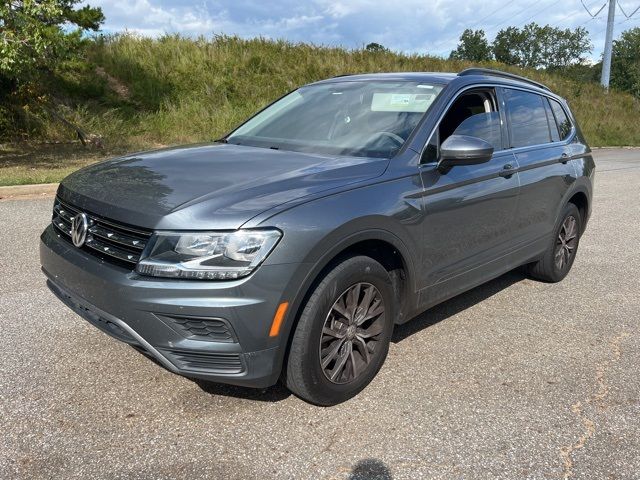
(557, 181), (592, 234)
(274, 228), (418, 379)
(567, 190), (589, 232)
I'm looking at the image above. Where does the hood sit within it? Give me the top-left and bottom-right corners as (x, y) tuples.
(59, 143), (388, 230)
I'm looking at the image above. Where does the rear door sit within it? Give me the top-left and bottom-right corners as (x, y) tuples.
(502, 88), (577, 256)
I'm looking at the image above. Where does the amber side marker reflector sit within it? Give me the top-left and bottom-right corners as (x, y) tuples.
(269, 302), (289, 337)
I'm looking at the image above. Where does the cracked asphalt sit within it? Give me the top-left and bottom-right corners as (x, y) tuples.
(1, 149), (639, 479)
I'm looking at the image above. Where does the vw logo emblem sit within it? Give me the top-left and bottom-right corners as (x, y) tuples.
(71, 213), (89, 247)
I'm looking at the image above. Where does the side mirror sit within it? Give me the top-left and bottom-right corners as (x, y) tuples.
(438, 135), (494, 173)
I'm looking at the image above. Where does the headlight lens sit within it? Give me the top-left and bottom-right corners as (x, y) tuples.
(136, 229), (281, 280)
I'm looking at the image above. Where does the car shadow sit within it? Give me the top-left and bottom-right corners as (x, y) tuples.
(348, 458), (393, 479)
(392, 269), (526, 343)
(193, 379), (292, 402)
(129, 347), (293, 402)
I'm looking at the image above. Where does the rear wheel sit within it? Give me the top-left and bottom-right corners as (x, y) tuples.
(285, 256), (395, 406)
(528, 203), (582, 282)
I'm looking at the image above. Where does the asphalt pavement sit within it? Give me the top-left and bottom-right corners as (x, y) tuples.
(1, 149), (639, 479)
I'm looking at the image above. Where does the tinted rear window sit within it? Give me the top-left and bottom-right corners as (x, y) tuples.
(548, 98), (573, 140)
(504, 89), (551, 148)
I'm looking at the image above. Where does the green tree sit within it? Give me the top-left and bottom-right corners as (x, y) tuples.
(0, 0), (104, 83)
(365, 42), (388, 53)
(493, 27), (525, 66)
(611, 27), (640, 98)
(449, 29), (492, 62)
(492, 23), (591, 69)
(0, 1), (104, 141)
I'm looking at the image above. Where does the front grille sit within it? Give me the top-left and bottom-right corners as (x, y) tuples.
(158, 348), (244, 374)
(52, 197), (152, 268)
(159, 314), (237, 342)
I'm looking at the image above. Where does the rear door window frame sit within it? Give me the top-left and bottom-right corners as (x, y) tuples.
(499, 85), (576, 152)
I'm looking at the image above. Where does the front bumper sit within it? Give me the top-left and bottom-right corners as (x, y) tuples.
(40, 225), (299, 388)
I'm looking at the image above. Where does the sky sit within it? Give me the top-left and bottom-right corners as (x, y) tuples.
(87, 0), (640, 60)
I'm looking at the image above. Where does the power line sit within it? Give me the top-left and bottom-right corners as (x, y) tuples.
(429, 0), (638, 57)
(428, 0), (548, 52)
(549, 1), (604, 27)
(482, 0), (546, 33)
(591, 12), (638, 36)
(514, 0), (565, 27)
(616, 0), (640, 18)
(427, 0), (532, 51)
(473, 0), (521, 27)
(580, 0), (608, 16)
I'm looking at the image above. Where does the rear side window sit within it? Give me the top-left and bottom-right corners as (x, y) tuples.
(548, 98), (573, 140)
(504, 89), (551, 148)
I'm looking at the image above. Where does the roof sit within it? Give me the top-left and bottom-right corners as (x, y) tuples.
(310, 69), (551, 94)
(311, 72), (458, 85)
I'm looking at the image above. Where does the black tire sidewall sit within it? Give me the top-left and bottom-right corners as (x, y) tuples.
(548, 203), (582, 281)
(289, 256), (395, 405)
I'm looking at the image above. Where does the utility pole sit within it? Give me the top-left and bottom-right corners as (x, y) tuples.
(600, 0), (617, 90)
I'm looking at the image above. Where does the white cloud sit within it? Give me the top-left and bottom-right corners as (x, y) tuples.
(86, 0), (640, 59)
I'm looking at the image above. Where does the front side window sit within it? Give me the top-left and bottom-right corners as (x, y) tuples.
(504, 89), (551, 148)
(451, 111), (503, 150)
(548, 98), (573, 140)
(423, 89), (502, 163)
(227, 81), (444, 158)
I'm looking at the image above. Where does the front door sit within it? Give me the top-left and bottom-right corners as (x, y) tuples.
(417, 87), (520, 307)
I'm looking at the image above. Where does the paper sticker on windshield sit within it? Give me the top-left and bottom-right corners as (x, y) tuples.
(371, 92), (436, 112)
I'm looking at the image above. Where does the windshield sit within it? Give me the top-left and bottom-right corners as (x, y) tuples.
(226, 81), (444, 158)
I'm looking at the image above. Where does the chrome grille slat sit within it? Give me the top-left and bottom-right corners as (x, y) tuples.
(84, 236), (142, 263)
(51, 197), (151, 268)
(53, 217), (72, 236)
(88, 224), (145, 251)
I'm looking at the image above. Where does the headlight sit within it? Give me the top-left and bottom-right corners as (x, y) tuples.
(136, 229), (281, 280)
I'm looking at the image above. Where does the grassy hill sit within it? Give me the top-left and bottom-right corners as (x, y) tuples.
(1, 34), (639, 185)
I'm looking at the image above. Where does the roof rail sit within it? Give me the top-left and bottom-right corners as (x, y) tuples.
(458, 68), (550, 91)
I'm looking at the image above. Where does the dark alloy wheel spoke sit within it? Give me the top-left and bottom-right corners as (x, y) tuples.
(319, 282), (385, 384)
(554, 215), (578, 271)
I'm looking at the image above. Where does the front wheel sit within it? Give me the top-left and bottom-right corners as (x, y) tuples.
(528, 203), (582, 282)
(285, 256), (395, 406)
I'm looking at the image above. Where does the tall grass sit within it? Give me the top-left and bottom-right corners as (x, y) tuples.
(45, 34), (640, 148)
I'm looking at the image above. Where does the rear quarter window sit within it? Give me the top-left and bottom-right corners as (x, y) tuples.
(548, 98), (573, 140)
(504, 89), (551, 148)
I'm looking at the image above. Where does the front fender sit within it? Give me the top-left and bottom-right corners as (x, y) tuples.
(256, 175), (425, 376)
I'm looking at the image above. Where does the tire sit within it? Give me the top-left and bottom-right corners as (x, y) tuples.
(285, 256), (395, 406)
(528, 202), (582, 283)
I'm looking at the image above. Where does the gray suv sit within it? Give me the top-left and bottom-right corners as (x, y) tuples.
(40, 68), (594, 405)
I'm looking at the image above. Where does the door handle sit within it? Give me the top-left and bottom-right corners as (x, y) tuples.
(498, 163), (516, 178)
(560, 153), (569, 164)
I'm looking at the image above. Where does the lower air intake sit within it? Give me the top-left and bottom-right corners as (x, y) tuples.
(158, 348), (244, 374)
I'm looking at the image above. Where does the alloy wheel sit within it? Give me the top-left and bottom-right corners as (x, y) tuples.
(319, 282), (386, 384)
(555, 215), (578, 270)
